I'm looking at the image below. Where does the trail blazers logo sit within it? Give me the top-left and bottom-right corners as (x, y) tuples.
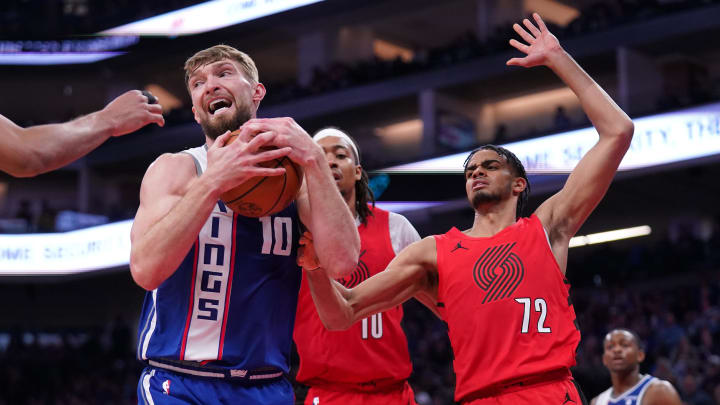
(338, 250), (369, 288)
(473, 242), (525, 304)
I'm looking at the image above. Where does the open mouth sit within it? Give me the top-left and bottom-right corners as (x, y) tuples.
(208, 98), (233, 115)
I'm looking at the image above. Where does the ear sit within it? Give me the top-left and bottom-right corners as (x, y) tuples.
(512, 176), (527, 195)
(252, 82), (266, 109)
(637, 349), (645, 363)
(192, 106), (201, 124)
(354, 165), (363, 181)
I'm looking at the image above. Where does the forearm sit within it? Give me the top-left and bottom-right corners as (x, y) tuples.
(547, 50), (633, 140)
(303, 157), (360, 278)
(19, 111), (113, 176)
(130, 177), (220, 290)
(304, 268), (356, 330)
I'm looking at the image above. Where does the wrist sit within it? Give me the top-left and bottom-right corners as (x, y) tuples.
(92, 108), (118, 139)
(544, 47), (568, 70)
(301, 145), (327, 172)
(196, 173), (225, 201)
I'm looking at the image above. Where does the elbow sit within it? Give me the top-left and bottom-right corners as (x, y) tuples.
(130, 256), (159, 291)
(326, 258), (357, 280)
(6, 150), (45, 178)
(321, 238), (360, 279)
(616, 120), (634, 146)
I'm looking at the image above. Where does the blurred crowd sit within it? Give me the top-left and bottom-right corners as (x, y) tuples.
(0, 0), (198, 38)
(262, 0), (720, 106)
(2, 0), (719, 39)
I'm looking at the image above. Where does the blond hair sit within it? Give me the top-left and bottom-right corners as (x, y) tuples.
(184, 44), (259, 87)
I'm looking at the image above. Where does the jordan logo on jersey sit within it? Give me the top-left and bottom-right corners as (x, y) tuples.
(451, 241), (469, 252)
(562, 392), (575, 404)
(473, 242), (525, 304)
(338, 250), (369, 288)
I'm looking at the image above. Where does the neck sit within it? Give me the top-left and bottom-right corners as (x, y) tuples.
(467, 201), (517, 237)
(611, 369), (642, 396)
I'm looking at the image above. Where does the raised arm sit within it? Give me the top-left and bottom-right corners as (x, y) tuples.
(508, 14), (634, 270)
(130, 131), (290, 290)
(300, 235), (438, 330)
(236, 118), (360, 278)
(0, 90), (164, 177)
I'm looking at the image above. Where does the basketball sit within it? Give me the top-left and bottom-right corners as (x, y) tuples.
(219, 131), (303, 217)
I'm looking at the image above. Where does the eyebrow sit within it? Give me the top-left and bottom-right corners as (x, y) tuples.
(465, 159), (502, 171)
(189, 62), (235, 82)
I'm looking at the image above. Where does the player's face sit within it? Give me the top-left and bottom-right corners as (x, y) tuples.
(602, 330), (644, 373)
(317, 136), (361, 198)
(188, 59), (263, 140)
(464, 150), (516, 210)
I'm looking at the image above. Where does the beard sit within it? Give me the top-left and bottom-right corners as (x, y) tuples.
(469, 182), (512, 210)
(470, 189), (503, 210)
(199, 103), (253, 140)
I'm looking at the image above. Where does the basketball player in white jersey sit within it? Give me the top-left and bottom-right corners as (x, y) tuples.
(591, 329), (682, 405)
(130, 45), (359, 404)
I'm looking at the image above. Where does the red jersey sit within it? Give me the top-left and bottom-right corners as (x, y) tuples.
(294, 206), (412, 390)
(434, 214), (581, 402)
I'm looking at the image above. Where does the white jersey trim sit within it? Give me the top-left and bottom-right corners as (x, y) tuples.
(181, 145), (208, 175)
(388, 212), (421, 254)
(140, 289), (158, 360)
(596, 374), (655, 405)
(141, 369), (156, 405)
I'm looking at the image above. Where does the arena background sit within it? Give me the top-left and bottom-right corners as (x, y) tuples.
(1, 0), (719, 403)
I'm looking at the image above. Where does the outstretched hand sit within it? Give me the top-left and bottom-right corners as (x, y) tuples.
(103, 90), (165, 137)
(507, 13), (563, 68)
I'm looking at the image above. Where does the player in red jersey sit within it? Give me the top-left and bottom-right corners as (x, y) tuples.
(297, 13), (634, 404)
(294, 127), (424, 404)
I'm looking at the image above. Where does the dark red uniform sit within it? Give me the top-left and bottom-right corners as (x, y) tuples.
(434, 214), (582, 404)
(294, 206), (416, 404)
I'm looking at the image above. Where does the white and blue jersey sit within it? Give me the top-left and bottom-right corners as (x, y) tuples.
(595, 374), (657, 405)
(136, 145), (302, 376)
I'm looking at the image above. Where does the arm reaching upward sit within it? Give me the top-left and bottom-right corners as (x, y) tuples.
(0, 90), (164, 177)
(508, 13), (634, 273)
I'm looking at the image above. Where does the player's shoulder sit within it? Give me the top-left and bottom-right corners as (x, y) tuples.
(397, 235), (436, 256)
(147, 152), (195, 175)
(141, 152), (196, 193)
(643, 378), (681, 404)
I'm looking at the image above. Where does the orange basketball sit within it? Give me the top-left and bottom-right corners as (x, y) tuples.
(220, 131), (303, 217)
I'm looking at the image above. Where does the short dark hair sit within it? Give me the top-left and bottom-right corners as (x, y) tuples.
(463, 145), (530, 219)
(607, 328), (645, 351)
